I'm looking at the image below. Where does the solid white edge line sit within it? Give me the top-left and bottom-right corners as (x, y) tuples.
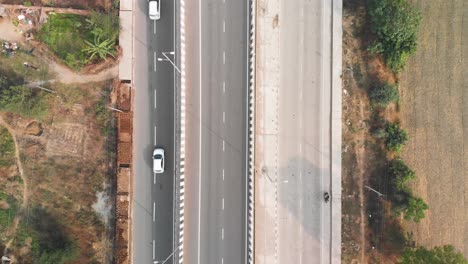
(154, 89), (157, 109)
(197, 0), (202, 262)
(153, 240), (155, 260)
(153, 202), (156, 222)
(172, 0), (177, 258)
(154, 51), (157, 72)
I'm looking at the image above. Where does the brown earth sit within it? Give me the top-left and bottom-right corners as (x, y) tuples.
(0, 0), (113, 11)
(400, 0), (468, 257)
(341, 1), (406, 263)
(0, 79), (117, 263)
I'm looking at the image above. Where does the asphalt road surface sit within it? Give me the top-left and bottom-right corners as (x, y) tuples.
(183, 0), (249, 263)
(277, 0), (340, 263)
(255, 0), (341, 263)
(132, 0), (176, 263)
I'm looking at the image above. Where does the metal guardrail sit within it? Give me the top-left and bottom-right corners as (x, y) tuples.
(247, 0), (257, 263)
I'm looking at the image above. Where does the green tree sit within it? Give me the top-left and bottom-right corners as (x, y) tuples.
(389, 159), (415, 191)
(403, 196), (428, 222)
(368, 0), (421, 72)
(369, 83), (399, 106)
(400, 245), (468, 264)
(384, 122), (408, 152)
(83, 36), (116, 61)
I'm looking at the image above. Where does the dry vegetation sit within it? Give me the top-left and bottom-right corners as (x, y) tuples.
(341, 0), (409, 263)
(0, 25), (117, 263)
(0, 0), (114, 11)
(342, 0), (468, 262)
(400, 0), (468, 257)
(0, 79), (117, 263)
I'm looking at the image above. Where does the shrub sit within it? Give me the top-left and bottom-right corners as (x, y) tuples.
(401, 245), (468, 264)
(403, 196), (428, 223)
(368, 0), (422, 72)
(389, 159), (415, 191)
(369, 83), (399, 106)
(384, 122), (408, 152)
(0, 127), (15, 167)
(0, 85), (50, 119)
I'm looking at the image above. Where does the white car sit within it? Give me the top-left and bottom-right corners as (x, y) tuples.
(149, 0), (160, 20)
(153, 148), (165, 173)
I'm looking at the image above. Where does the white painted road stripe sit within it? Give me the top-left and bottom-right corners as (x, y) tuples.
(154, 126), (157, 145)
(154, 20), (157, 35)
(221, 228), (224, 240)
(222, 198), (224, 210)
(222, 169), (225, 180)
(154, 89), (157, 108)
(223, 20), (226, 33)
(222, 140), (225, 152)
(223, 82), (225, 93)
(223, 112), (225, 123)
(154, 52), (157, 72)
(153, 240), (155, 260)
(223, 52), (226, 64)
(153, 202), (156, 222)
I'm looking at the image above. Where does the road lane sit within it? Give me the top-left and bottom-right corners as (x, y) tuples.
(183, 0), (248, 263)
(133, 0), (175, 263)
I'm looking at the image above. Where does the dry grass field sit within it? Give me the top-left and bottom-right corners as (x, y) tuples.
(400, 0), (468, 257)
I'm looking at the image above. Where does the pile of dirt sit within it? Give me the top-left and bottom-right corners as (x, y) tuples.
(24, 121), (42, 136)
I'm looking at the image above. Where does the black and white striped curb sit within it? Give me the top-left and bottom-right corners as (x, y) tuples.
(247, 0), (256, 263)
(176, 0), (186, 263)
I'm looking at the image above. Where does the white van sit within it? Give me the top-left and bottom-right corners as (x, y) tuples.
(149, 0), (160, 20)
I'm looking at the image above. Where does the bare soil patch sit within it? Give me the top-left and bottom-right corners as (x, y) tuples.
(0, 0), (113, 11)
(399, 0), (468, 257)
(342, 1), (407, 263)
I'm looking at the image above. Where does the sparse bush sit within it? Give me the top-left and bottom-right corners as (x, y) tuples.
(369, 83), (399, 106)
(368, 0), (421, 72)
(403, 196), (428, 223)
(389, 159), (415, 191)
(0, 127), (15, 167)
(400, 245), (468, 264)
(0, 85), (50, 119)
(384, 122), (408, 152)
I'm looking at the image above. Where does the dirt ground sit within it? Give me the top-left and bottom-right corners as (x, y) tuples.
(399, 0), (468, 257)
(0, 0), (113, 11)
(0, 9), (118, 264)
(341, 1), (405, 263)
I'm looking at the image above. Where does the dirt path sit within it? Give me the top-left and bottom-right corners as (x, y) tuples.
(0, 16), (118, 84)
(48, 60), (118, 84)
(0, 116), (29, 251)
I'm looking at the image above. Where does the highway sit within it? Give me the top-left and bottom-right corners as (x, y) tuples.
(132, 0), (176, 263)
(183, 0), (249, 263)
(255, 0), (342, 263)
